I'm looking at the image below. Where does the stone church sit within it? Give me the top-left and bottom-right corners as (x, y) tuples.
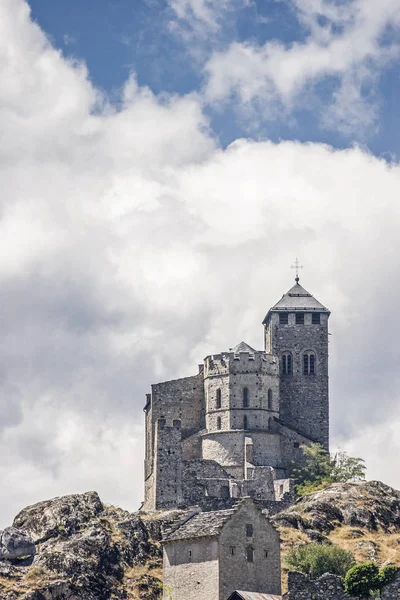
(143, 276), (330, 512)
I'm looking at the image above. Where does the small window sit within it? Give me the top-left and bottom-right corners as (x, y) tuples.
(279, 313), (288, 325)
(268, 389), (273, 410)
(312, 313), (320, 324)
(282, 353), (292, 376)
(246, 524), (253, 537)
(303, 353), (309, 375)
(188, 549), (192, 562)
(265, 550), (269, 559)
(303, 351), (316, 375)
(246, 546), (254, 562)
(216, 388), (221, 409)
(243, 387), (249, 408)
(230, 546), (235, 556)
(296, 312), (305, 325)
(243, 415), (248, 430)
(217, 417), (222, 430)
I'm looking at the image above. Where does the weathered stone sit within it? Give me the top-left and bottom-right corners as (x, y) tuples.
(0, 491), (165, 600)
(13, 491), (103, 543)
(0, 527), (35, 560)
(284, 570), (400, 600)
(272, 480), (400, 534)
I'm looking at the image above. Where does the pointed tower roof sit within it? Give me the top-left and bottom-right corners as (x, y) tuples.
(263, 281), (329, 323)
(230, 341), (257, 353)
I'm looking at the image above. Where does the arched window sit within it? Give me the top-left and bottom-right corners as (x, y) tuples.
(243, 415), (248, 430)
(217, 416), (222, 430)
(216, 388), (222, 409)
(243, 387), (249, 408)
(268, 389), (273, 410)
(246, 546), (254, 563)
(303, 351), (316, 375)
(282, 352), (292, 375)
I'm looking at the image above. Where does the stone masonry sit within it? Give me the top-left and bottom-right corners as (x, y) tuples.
(284, 571), (400, 600)
(162, 497), (281, 600)
(142, 278), (330, 512)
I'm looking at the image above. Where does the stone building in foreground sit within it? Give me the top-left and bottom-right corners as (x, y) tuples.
(163, 497), (281, 600)
(143, 277), (330, 511)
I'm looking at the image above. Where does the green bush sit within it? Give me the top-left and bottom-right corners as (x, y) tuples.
(379, 565), (398, 587)
(285, 542), (354, 579)
(344, 562), (381, 597)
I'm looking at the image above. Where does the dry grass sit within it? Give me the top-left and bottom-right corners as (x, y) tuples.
(24, 565), (52, 586)
(278, 526), (311, 592)
(0, 574), (27, 595)
(123, 563), (163, 600)
(328, 526), (400, 566)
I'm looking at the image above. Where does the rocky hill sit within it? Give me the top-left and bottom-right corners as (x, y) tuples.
(273, 480), (400, 572)
(1, 481), (400, 599)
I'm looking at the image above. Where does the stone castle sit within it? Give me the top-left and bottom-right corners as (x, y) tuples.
(143, 276), (330, 512)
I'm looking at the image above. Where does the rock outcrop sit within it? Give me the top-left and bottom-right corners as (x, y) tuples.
(0, 528), (35, 561)
(272, 480), (400, 534)
(0, 491), (186, 600)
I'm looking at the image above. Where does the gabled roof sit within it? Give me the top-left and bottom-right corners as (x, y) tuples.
(230, 341), (258, 353)
(228, 592), (282, 600)
(263, 281), (329, 323)
(163, 506), (237, 542)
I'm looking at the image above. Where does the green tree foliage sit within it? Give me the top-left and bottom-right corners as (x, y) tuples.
(285, 542), (354, 579)
(344, 562), (381, 597)
(379, 565), (398, 587)
(290, 443), (366, 496)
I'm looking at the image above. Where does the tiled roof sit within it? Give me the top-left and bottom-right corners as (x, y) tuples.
(263, 282), (329, 322)
(230, 341), (258, 353)
(228, 592), (282, 600)
(163, 507), (237, 542)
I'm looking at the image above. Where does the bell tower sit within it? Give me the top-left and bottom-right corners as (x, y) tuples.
(263, 269), (330, 450)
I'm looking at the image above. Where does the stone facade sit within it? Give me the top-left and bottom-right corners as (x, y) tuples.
(284, 571), (400, 600)
(143, 279), (330, 512)
(162, 497), (281, 600)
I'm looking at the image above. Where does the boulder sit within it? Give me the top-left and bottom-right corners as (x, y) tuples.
(272, 480), (400, 534)
(0, 527), (35, 560)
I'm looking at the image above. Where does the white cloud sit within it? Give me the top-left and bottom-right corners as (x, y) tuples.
(1, 0), (400, 527)
(204, 0), (400, 134)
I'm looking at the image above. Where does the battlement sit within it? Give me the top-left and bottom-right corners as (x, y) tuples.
(143, 278), (330, 511)
(204, 351), (278, 378)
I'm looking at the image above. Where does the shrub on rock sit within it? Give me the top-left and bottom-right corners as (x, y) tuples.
(344, 562), (381, 597)
(285, 542), (354, 579)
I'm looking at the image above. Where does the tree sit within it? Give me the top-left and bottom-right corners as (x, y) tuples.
(289, 443), (366, 496)
(285, 542), (354, 579)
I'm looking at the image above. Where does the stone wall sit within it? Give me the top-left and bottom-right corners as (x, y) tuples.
(218, 498), (281, 599)
(163, 538), (219, 600)
(204, 352), (280, 434)
(152, 419), (183, 510)
(265, 311), (329, 452)
(284, 571), (400, 600)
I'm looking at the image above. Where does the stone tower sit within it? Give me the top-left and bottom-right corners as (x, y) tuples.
(142, 276), (330, 511)
(263, 277), (330, 450)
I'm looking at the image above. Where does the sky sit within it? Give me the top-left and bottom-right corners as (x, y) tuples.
(1, 0), (400, 527)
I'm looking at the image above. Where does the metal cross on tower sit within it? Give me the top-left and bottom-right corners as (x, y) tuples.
(291, 258), (303, 283)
